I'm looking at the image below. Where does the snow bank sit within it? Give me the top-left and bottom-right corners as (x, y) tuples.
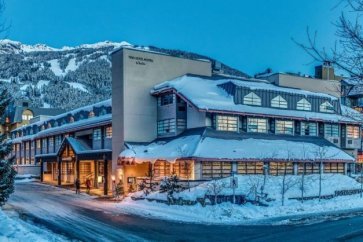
(15, 174), (40, 183)
(118, 174), (363, 225)
(0, 209), (66, 241)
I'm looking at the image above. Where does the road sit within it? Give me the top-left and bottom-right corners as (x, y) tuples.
(7, 182), (363, 242)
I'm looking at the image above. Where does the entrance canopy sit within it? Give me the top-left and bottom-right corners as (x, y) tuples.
(119, 128), (354, 164)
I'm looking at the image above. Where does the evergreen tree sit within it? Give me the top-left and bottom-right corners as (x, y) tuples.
(115, 180), (124, 200)
(0, 89), (16, 206)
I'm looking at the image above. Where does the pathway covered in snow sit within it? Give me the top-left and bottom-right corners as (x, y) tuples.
(6, 182), (363, 241)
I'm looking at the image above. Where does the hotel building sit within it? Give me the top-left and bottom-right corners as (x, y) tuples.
(10, 47), (361, 194)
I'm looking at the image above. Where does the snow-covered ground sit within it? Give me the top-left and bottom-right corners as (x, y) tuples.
(15, 174), (40, 183)
(0, 207), (67, 241)
(115, 174), (363, 225)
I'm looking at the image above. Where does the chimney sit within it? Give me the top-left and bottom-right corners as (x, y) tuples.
(315, 61), (335, 80)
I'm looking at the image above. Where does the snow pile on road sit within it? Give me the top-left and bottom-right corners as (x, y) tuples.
(118, 174), (363, 224)
(0, 208), (66, 241)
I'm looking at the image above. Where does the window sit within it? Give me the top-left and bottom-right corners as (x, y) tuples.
(49, 137), (54, 146)
(301, 122), (317, 136)
(237, 162), (264, 174)
(42, 139), (47, 153)
(269, 162), (293, 175)
(298, 163), (321, 174)
(325, 124), (339, 137)
(202, 161), (232, 179)
(324, 163), (344, 174)
(320, 101), (334, 113)
(93, 129), (102, 140)
(271, 95), (287, 108)
(22, 110), (33, 121)
(247, 118), (267, 133)
(157, 119), (176, 135)
(176, 119), (186, 130)
(214, 115), (238, 132)
(69, 116), (74, 123)
(36, 139), (41, 149)
(55, 136), (62, 147)
(347, 126), (360, 139)
(243, 92), (261, 106)
(275, 120), (294, 135)
(297, 98), (311, 111)
(158, 94), (174, 106)
(106, 126), (112, 138)
(172, 161), (193, 179)
(154, 161), (171, 177)
(88, 111), (95, 118)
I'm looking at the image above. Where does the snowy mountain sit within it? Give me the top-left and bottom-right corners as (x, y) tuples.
(0, 39), (248, 110)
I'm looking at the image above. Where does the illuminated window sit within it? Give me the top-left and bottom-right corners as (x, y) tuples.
(297, 98), (311, 111)
(88, 111), (95, 118)
(105, 126), (112, 138)
(243, 92), (261, 106)
(347, 126), (360, 139)
(214, 115), (238, 132)
(271, 95), (287, 108)
(202, 161), (232, 179)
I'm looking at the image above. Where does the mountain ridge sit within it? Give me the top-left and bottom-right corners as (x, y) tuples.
(0, 39), (249, 111)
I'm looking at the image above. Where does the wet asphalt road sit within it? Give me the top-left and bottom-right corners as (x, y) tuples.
(7, 182), (363, 242)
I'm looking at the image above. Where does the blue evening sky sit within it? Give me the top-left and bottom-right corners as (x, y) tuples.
(4, 0), (344, 76)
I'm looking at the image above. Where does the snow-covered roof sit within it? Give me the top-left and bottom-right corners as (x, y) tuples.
(151, 75), (358, 123)
(11, 114), (111, 143)
(12, 99), (111, 134)
(120, 128), (354, 163)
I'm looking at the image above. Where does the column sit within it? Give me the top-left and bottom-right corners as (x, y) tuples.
(76, 156), (80, 181)
(57, 156), (62, 186)
(104, 158), (108, 195)
(94, 160), (99, 189)
(39, 159), (43, 182)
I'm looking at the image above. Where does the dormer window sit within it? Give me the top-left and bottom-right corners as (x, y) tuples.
(271, 95), (287, 108)
(243, 92), (261, 106)
(47, 123), (52, 128)
(320, 101), (334, 113)
(69, 116), (74, 123)
(41, 125), (45, 131)
(297, 98), (311, 111)
(89, 111), (95, 118)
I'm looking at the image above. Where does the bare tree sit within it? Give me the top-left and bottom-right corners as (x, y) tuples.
(206, 179), (226, 205)
(295, 0), (363, 79)
(279, 149), (299, 206)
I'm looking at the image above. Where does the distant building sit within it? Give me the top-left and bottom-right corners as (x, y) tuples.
(0, 100), (64, 138)
(255, 61), (343, 98)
